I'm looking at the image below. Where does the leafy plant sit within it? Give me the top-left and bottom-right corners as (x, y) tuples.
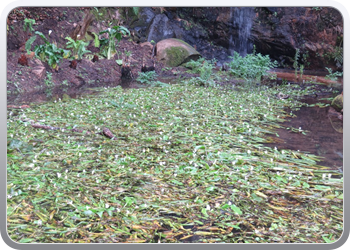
(325, 67), (343, 81)
(23, 18), (35, 33)
(124, 50), (132, 58)
(91, 32), (100, 48)
(228, 51), (278, 83)
(136, 71), (158, 84)
(185, 59), (217, 87)
(116, 59), (123, 66)
(99, 26), (130, 59)
(25, 31), (70, 70)
(44, 72), (54, 97)
(184, 58), (206, 73)
(132, 7), (140, 16)
(65, 37), (91, 60)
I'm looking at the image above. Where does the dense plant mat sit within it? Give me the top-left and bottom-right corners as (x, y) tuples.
(7, 83), (342, 243)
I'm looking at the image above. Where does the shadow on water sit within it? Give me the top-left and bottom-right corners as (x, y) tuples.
(264, 96), (343, 171)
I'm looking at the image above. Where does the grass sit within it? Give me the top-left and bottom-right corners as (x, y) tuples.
(7, 80), (343, 243)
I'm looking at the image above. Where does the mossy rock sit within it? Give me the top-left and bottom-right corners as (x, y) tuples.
(156, 38), (201, 67)
(331, 93), (343, 112)
(62, 93), (71, 102)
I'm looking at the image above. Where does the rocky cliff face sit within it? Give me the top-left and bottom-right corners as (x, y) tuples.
(251, 7), (343, 71)
(128, 7), (343, 71)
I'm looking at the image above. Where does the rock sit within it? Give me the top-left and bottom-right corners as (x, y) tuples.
(31, 58), (45, 78)
(62, 93), (71, 102)
(32, 66), (45, 78)
(147, 14), (175, 43)
(331, 93), (343, 112)
(155, 38), (201, 67)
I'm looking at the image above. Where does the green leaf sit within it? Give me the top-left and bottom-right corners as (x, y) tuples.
(92, 32), (100, 47)
(201, 208), (208, 217)
(206, 186), (215, 192)
(116, 59), (123, 66)
(314, 185), (332, 191)
(96, 210), (104, 218)
(25, 35), (37, 53)
(171, 180), (184, 186)
(302, 181), (310, 189)
(19, 238), (35, 243)
(231, 205), (243, 215)
(194, 220), (204, 225)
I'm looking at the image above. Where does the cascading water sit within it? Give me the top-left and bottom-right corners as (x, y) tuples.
(229, 7), (255, 57)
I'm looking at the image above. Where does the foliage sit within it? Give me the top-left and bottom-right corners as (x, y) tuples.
(293, 48), (300, 79)
(99, 26), (130, 60)
(132, 7), (140, 16)
(184, 57), (206, 73)
(325, 67), (343, 81)
(136, 71), (158, 84)
(65, 37), (91, 60)
(7, 82), (342, 243)
(25, 31), (70, 70)
(184, 59), (217, 87)
(227, 52), (278, 82)
(91, 32), (100, 48)
(44, 72), (54, 97)
(23, 18), (35, 32)
(327, 46), (343, 69)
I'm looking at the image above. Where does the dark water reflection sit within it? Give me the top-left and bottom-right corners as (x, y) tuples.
(265, 97), (343, 170)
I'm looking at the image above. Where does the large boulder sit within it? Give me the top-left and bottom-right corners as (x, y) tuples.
(155, 38), (201, 67)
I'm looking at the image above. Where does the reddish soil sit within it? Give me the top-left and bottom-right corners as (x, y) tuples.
(6, 7), (192, 105)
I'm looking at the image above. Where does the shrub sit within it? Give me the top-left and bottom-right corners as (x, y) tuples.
(186, 60), (216, 87)
(227, 52), (278, 82)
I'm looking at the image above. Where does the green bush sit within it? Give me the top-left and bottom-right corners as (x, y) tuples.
(184, 58), (206, 73)
(228, 52), (278, 82)
(186, 60), (216, 87)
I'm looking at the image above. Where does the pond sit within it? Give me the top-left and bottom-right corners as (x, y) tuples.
(264, 95), (343, 172)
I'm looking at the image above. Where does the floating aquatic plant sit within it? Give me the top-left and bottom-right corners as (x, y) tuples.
(7, 80), (342, 243)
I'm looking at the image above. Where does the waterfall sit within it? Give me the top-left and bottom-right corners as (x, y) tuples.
(229, 7), (254, 57)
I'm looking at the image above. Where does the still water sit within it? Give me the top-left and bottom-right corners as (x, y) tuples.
(265, 96), (343, 171)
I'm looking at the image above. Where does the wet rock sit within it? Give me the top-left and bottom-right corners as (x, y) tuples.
(331, 92), (343, 112)
(130, 7), (156, 41)
(155, 38), (201, 67)
(147, 14), (175, 43)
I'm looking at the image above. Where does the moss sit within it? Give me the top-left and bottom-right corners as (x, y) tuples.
(62, 93), (71, 102)
(331, 94), (343, 111)
(165, 47), (189, 67)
